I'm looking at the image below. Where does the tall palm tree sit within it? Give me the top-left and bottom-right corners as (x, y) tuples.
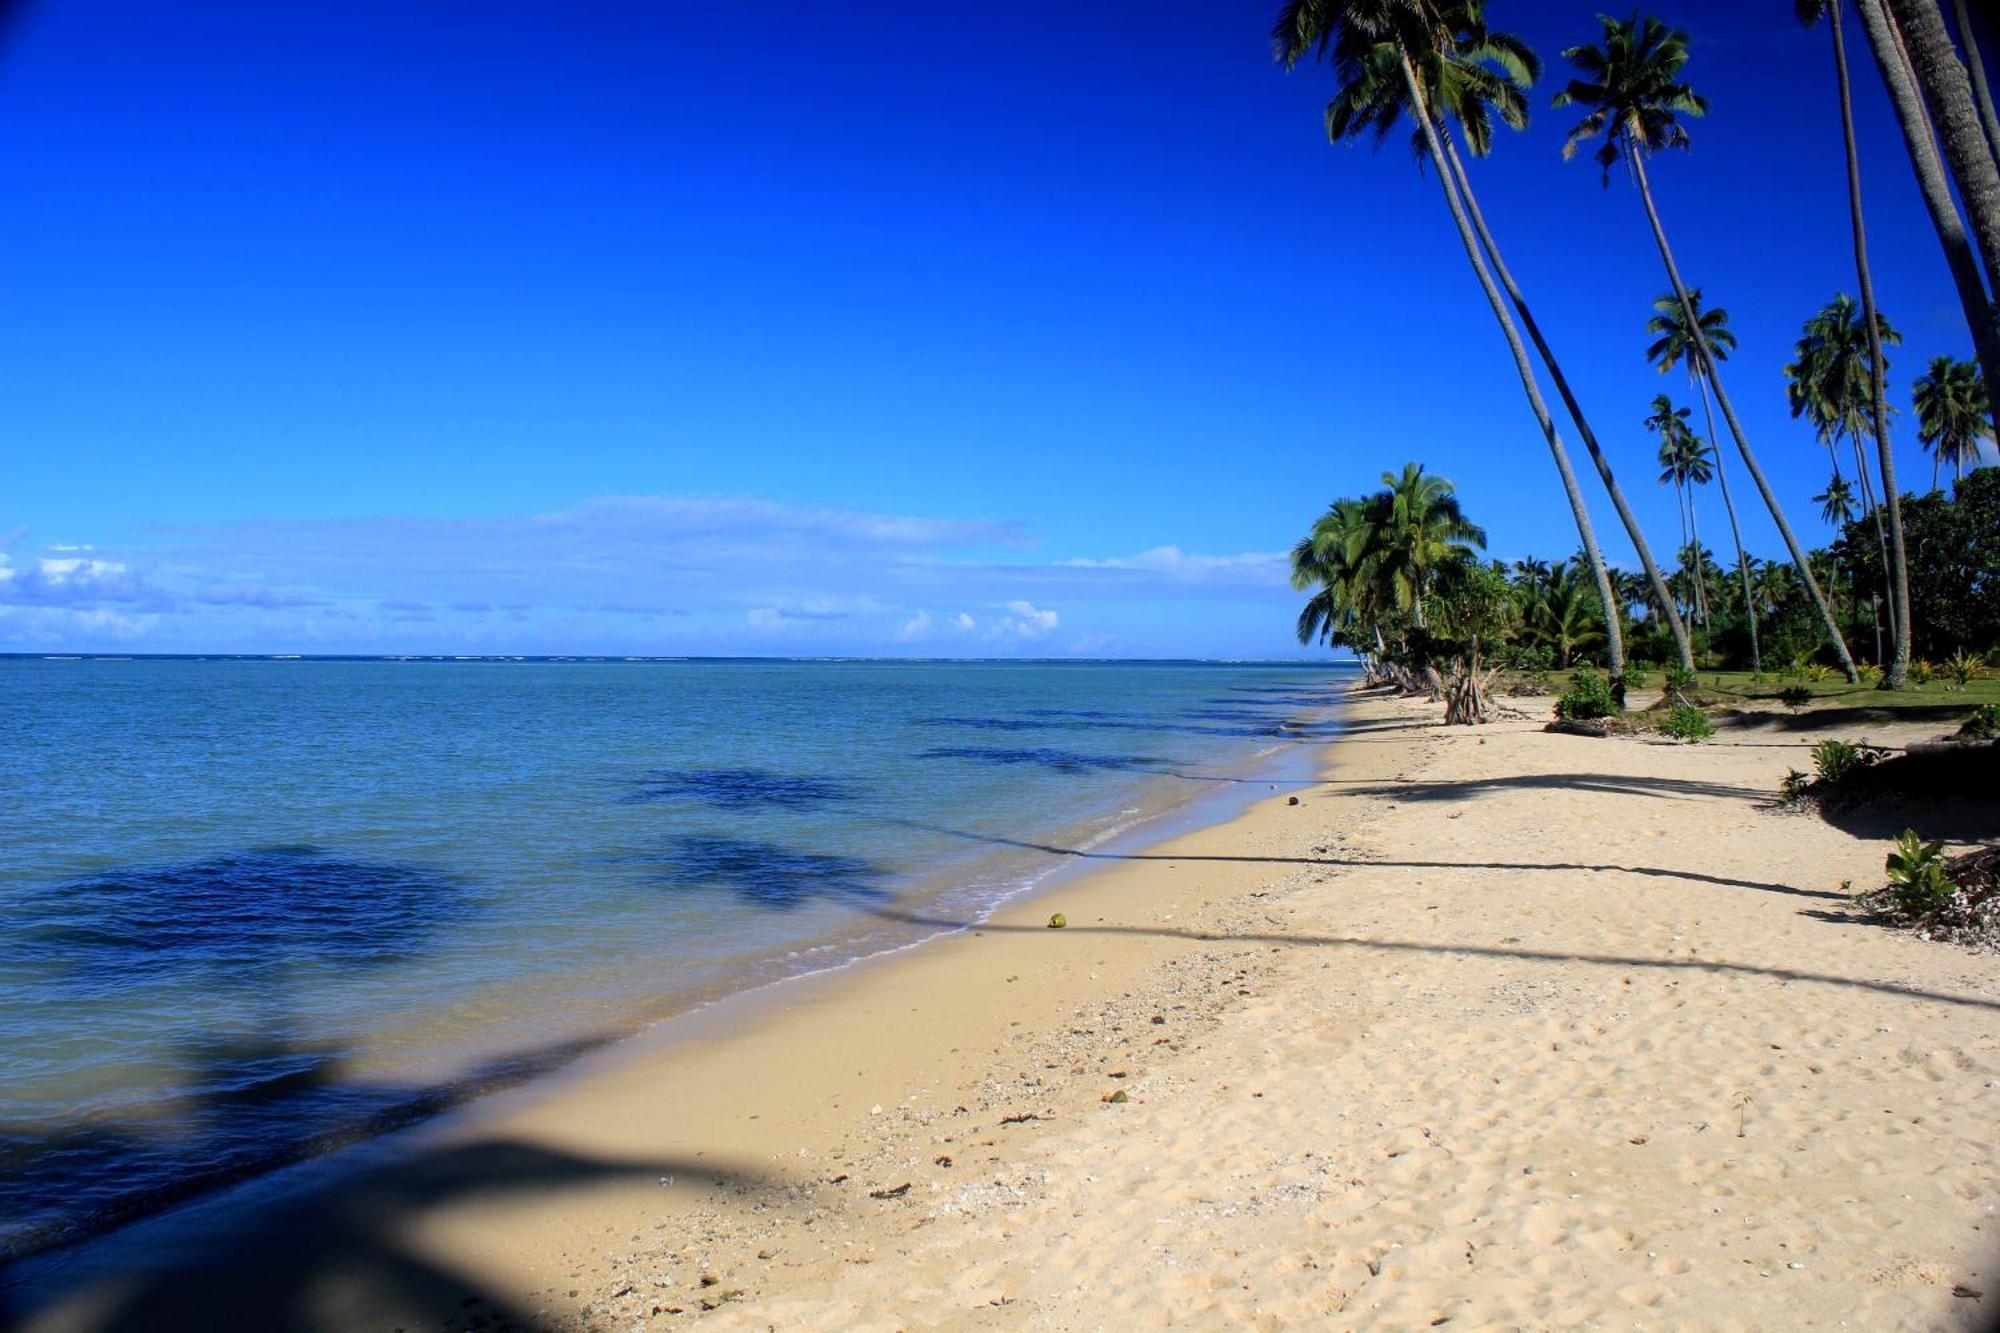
(1881, 0), (2000, 321)
(1368, 463), (1488, 628)
(1555, 12), (1860, 681)
(1797, 0), (1916, 687)
(1785, 294), (1903, 664)
(1814, 473), (1859, 630)
(1644, 393), (1710, 626)
(1948, 0), (2000, 164)
(1816, 474), (1859, 529)
(1851, 0), (2000, 436)
(1275, 0), (1637, 695)
(1310, 0), (1695, 673)
(1644, 291), (1759, 669)
(1912, 355), (1995, 486)
(1785, 295), (1902, 497)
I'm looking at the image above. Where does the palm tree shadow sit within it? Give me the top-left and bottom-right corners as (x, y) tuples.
(1322, 771), (1771, 802)
(4, 1133), (769, 1333)
(877, 818), (1845, 901)
(859, 904), (2000, 1015)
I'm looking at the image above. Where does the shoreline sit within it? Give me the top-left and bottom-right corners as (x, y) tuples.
(1, 680), (1353, 1318)
(13, 683), (2000, 1331)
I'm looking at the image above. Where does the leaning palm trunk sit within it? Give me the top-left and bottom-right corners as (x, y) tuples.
(1831, 0), (1914, 685)
(1950, 0), (2000, 167)
(1856, 0), (2000, 440)
(1700, 377), (1761, 671)
(1439, 134), (1695, 674)
(1887, 0), (2000, 272)
(1393, 50), (1628, 693)
(1626, 146), (1860, 680)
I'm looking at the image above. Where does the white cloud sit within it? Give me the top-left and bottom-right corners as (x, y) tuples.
(1058, 545), (1289, 586)
(0, 498), (1307, 654)
(991, 600), (1059, 640)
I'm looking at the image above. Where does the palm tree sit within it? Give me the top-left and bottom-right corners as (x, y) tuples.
(1816, 474), (1859, 529)
(1293, 495), (1388, 665)
(1307, 0), (1695, 673)
(1912, 355), (1995, 487)
(1797, 0), (1917, 688)
(1785, 295), (1902, 499)
(1814, 473), (1859, 630)
(1644, 291), (1759, 669)
(1880, 1), (2000, 333)
(1275, 0), (1637, 695)
(1948, 0), (2000, 164)
(1644, 393), (1710, 626)
(1850, 0), (2000, 436)
(1555, 12), (1860, 681)
(1368, 463), (1488, 628)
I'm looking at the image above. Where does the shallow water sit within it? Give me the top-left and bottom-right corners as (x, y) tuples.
(0, 656), (1348, 1261)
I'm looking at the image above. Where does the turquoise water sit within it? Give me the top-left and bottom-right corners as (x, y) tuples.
(0, 657), (1348, 1262)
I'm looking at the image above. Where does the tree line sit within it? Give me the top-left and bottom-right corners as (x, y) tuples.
(1273, 0), (2000, 694)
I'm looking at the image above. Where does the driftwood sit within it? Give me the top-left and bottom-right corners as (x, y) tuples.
(1546, 717), (1615, 738)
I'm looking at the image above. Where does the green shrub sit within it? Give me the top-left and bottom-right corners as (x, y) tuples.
(1777, 684), (1814, 710)
(1812, 738), (1871, 786)
(1857, 663), (1883, 687)
(1554, 670), (1619, 721)
(1779, 768), (1813, 803)
(1624, 666), (1652, 690)
(1958, 703), (2000, 742)
(1910, 659), (1936, 687)
(1659, 704), (1715, 742)
(1663, 664), (1696, 696)
(1945, 649), (1984, 689)
(1805, 662), (1835, 683)
(1884, 829), (1953, 918)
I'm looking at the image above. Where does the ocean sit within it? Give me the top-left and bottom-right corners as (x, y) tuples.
(0, 656), (1349, 1264)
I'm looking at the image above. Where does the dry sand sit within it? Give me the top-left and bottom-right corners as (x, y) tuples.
(16, 686), (1999, 1332)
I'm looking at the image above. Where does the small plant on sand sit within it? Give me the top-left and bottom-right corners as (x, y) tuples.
(1554, 670), (1619, 721)
(1959, 703), (2000, 743)
(1812, 738), (1873, 786)
(1777, 684), (1814, 710)
(1883, 830), (1952, 918)
(1659, 704), (1715, 742)
(1779, 768), (1813, 804)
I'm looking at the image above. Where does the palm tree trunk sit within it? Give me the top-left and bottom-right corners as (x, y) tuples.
(1440, 133), (1695, 674)
(1687, 488), (1711, 628)
(1626, 146), (1860, 681)
(1832, 0), (1915, 687)
(1700, 376), (1761, 672)
(1886, 0), (2000, 316)
(1395, 49), (1628, 694)
(1856, 0), (2000, 440)
(1948, 0), (2000, 168)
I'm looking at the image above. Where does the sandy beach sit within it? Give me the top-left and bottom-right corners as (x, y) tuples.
(14, 684), (1999, 1332)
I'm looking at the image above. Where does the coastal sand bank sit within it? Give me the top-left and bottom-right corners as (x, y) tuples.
(15, 687), (1998, 1331)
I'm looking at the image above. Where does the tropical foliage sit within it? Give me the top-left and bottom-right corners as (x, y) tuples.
(1272, 1), (1997, 689)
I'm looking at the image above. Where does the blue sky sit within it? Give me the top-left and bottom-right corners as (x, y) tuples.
(1, 0), (1991, 656)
